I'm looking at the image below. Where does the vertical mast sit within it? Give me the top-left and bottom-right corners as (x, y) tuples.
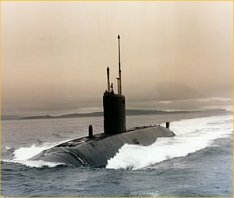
(107, 67), (110, 92)
(118, 35), (122, 95)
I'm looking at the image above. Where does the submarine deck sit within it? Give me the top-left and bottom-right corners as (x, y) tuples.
(55, 125), (161, 148)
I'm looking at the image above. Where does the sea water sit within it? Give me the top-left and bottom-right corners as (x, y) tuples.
(1, 113), (232, 196)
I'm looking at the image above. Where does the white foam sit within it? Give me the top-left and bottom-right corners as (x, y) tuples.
(7, 140), (69, 168)
(13, 143), (54, 161)
(106, 115), (232, 170)
(4, 146), (13, 150)
(4, 159), (63, 168)
(20, 160), (63, 168)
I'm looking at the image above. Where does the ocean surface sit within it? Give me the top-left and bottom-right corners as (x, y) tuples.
(1, 113), (232, 196)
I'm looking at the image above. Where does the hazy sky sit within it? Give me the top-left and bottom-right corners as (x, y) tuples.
(2, 1), (233, 115)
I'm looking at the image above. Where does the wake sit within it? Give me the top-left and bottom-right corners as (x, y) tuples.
(4, 140), (68, 168)
(106, 115), (232, 170)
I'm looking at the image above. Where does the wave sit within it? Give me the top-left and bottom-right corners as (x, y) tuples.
(106, 115), (232, 170)
(4, 140), (69, 168)
(13, 143), (55, 161)
(3, 159), (63, 168)
(4, 146), (14, 150)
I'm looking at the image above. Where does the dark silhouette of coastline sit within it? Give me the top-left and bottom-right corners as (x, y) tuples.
(2, 109), (228, 120)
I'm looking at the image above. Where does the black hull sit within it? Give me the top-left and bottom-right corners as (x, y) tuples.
(31, 126), (175, 167)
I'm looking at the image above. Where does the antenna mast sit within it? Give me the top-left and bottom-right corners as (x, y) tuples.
(106, 67), (110, 92)
(117, 35), (122, 95)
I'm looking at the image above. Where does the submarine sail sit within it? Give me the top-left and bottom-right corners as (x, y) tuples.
(30, 35), (175, 167)
(103, 35), (126, 135)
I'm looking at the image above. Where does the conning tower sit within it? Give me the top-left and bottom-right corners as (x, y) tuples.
(103, 35), (126, 135)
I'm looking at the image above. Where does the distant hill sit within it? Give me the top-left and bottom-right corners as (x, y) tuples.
(15, 109), (227, 120)
(21, 115), (53, 120)
(57, 112), (102, 118)
(20, 109), (180, 120)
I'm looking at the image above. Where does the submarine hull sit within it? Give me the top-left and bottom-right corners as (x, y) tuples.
(31, 126), (175, 167)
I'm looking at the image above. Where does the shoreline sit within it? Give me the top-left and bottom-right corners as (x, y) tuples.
(1, 109), (230, 121)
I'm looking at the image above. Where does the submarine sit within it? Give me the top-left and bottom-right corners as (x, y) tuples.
(31, 35), (175, 167)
